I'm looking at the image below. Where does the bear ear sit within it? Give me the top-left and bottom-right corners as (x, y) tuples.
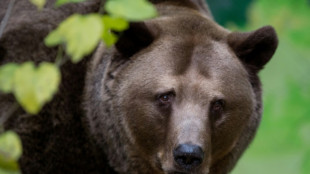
(228, 26), (278, 72)
(115, 22), (155, 57)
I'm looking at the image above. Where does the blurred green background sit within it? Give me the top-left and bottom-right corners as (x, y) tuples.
(206, 0), (310, 173)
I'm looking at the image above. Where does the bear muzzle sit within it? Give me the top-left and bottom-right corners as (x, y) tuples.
(173, 144), (204, 171)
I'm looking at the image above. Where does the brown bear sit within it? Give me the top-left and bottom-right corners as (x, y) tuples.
(0, 0), (278, 174)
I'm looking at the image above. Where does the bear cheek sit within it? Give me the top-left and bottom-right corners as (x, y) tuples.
(211, 110), (250, 163)
(124, 98), (168, 156)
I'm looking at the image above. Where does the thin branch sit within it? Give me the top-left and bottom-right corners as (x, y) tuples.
(0, 0), (17, 132)
(0, 0), (16, 39)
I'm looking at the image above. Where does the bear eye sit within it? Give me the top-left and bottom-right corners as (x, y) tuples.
(157, 92), (175, 106)
(160, 94), (170, 102)
(211, 99), (225, 115)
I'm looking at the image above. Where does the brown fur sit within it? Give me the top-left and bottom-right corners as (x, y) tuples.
(0, 0), (112, 173)
(0, 0), (278, 174)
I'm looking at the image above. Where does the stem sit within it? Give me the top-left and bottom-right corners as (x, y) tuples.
(55, 46), (63, 67)
(0, 0), (16, 39)
(55, 45), (69, 67)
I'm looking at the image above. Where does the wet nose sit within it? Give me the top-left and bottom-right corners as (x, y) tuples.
(173, 144), (204, 170)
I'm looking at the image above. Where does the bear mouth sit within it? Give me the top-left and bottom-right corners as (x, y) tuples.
(156, 157), (204, 174)
(156, 152), (208, 174)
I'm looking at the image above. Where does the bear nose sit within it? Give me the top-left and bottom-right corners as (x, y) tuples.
(173, 144), (204, 170)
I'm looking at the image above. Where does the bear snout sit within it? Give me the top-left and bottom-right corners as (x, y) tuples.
(173, 144), (204, 171)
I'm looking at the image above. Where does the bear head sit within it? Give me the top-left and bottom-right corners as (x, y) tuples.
(84, 1), (278, 174)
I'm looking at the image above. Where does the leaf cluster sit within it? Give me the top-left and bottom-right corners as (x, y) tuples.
(0, 0), (157, 173)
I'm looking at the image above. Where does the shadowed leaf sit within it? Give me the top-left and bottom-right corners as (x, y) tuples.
(55, 0), (86, 7)
(29, 0), (46, 10)
(0, 131), (22, 171)
(0, 64), (18, 93)
(45, 14), (103, 63)
(105, 0), (157, 21)
(13, 62), (60, 114)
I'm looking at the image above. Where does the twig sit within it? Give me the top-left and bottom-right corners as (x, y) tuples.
(0, 0), (17, 132)
(0, 0), (16, 39)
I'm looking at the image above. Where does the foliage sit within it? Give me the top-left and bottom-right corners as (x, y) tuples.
(228, 0), (310, 173)
(55, 0), (86, 7)
(0, 0), (157, 173)
(0, 64), (18, 93)
(101, 16), (129, 46)
(45, 14), (129, 62)
(105, 0), (157, 21)
(0, 0), (157, 115)
(0, 131), (22, 174)
(45, 14), (104, 63)
(13, 62), (60, 114)
(29, 0), (46, 10)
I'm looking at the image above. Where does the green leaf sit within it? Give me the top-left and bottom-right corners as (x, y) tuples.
(0, 64), (19, 93)
(101, 31), (118, 47)
(102, 16), (129, 46)
(36, 63), (61, 104)
(29, 0), (46, 10)
(55, 0), (86, 7)
(0, 131), (22, 171)
(105, 0), (157, 21)
(45, 14), (103, 63)
(102, 16), (129, 32)
(13, 63), (40, 114)
(13, 62), (60, 114)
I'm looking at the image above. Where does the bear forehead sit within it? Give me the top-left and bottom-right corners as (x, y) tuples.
(148, 8), (229, 41)
(126, 36), (251, 102)
(139, 10), (244, 78)
(122, 10), (252, 101)
(129, 27), (248, 81)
